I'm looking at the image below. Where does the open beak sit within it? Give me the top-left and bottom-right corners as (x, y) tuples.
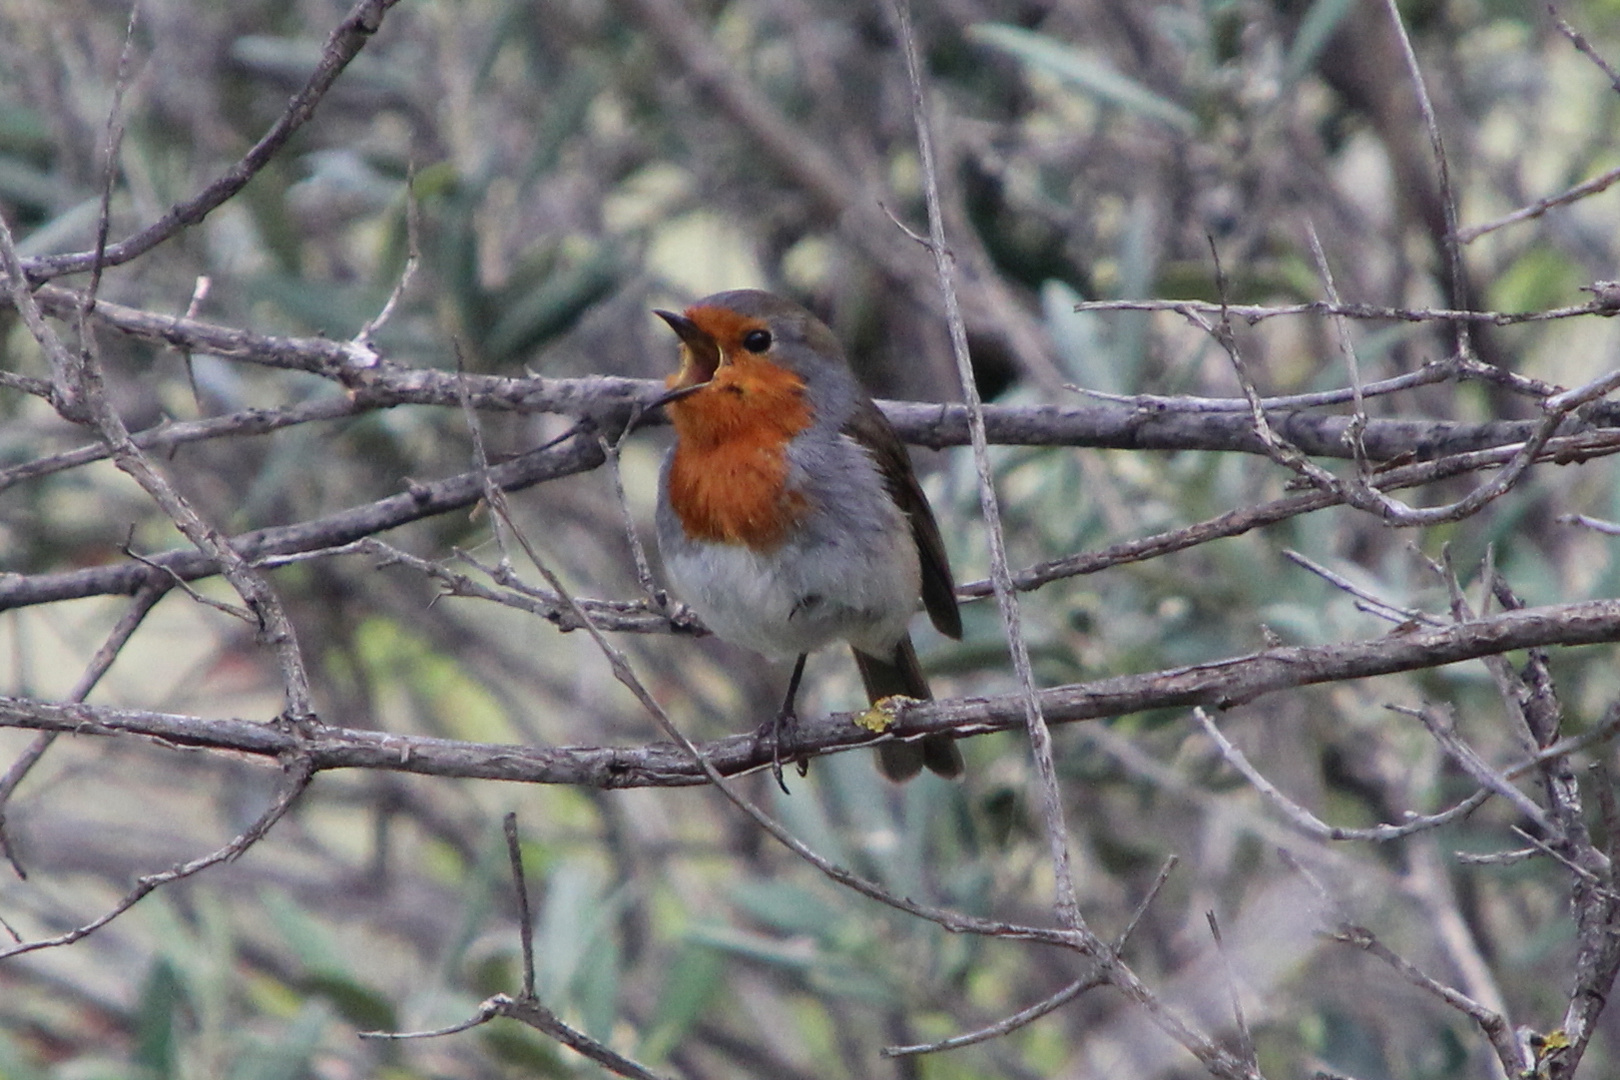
(644, 379), (708, 414)
(654, 309), (723, 391)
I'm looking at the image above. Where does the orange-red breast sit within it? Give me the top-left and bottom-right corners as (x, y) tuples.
(653, 289), (963, 781)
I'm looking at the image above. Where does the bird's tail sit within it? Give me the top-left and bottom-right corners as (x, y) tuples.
(852, 636), (964, 782)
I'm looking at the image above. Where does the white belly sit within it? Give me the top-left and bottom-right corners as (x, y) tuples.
(663, 530), (921, 660)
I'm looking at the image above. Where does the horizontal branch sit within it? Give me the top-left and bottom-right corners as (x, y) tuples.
(0, 432), (604, 612)
(1072, 296), (1620, 327)
(18, 286), (1602, 463)
(5, 596), (1618, 787)
(957, 428), (1620, 596)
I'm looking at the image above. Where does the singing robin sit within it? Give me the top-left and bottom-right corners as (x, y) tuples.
(652, 289), (964, 782)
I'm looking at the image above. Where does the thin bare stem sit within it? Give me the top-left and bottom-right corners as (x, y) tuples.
(1282, 549), (1447, 628)
(1072, 296), (1610, 326)
(362, 994), (672, 1080)
(1549, 5), (1620, 94)
(0, 757), (313, 960)
(1459, 164), (1620, 243)
(21, 0), (405, 282)
(354, 166), (420, 350)
(1331, 922), (1525, 1074)
(503, 813), (537, 1000)
(1379, 0), (1467, 360)
(1206, 910), (1259, 1073)
(0, 580), (169, 874)
(1304, 221), (1371, 475)
(1392, 704), (1555, 835)
(1071, 358), (1457, 413)
(884, 974), (1107, 1056)
(892, 0), (1082, 936)
(886, 855), (1180, 1058)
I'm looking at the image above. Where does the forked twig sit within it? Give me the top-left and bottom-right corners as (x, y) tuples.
(1281, 851), (1528, 1075)
(886, 856), (1181, 1057)
(360, 993), (671, 1080)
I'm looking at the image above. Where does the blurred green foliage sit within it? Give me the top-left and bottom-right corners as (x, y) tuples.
(5, 0), (1620, 1077)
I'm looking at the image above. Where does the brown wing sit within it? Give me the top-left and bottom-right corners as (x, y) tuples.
(844, 397), (962, 640)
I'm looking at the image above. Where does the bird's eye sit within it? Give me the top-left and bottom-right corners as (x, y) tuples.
(741, 328), (773, 353)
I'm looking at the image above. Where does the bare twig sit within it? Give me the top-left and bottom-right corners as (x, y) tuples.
(1508, 826), (1620, 898)
(884, 973), (1107, 1056)
(893, 0), (1082, 936)
(1281, 549), (1446, 628)
(1562, 512), (1620, 535)
(1459, 164), (1620, 243)
(1193, 707), (1487, 842)
(358, 815), (664, 1077)
(354, 166), (420, 351)
(600, 427), (663, 602)
(0, 430), (608, 613)
(886, 856), (1180, 1058)
(1455, 847), (1537, 866)
(82, 0), (142, 319)
(959, 428), (1620, 599)
(1202, 238), (1360, 505)
(10, 596), (1620, 787)
(1332, 921), (1526, 1074)
(1071, 296), (1613, 326)
(0, 756), (313, 960)
(20, 0), (406, 282)
(1303, 221), (1371, 475)
(1189, 256), (1581, 527)
(503, 813), (537, 1000)
(0, 580), (169, 877)
(1379, 0), (1467, 360)
(1206, 910), (1259, 1073)
(368, 541), (697, 635)
(121, 540), (255, 623)
(0, 394), (371, 494)
(1070, 358), (1458, 413)
(1283, 852), (1527, 1075)
(1392, 704), (1555, 835)
(1549, 5), (1620, 95)
(1117, 856), (1180, 950)
(361, 993), (672, 1080)
(0, 213), (83, 419)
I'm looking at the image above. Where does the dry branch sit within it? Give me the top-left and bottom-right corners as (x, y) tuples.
(4, 595), (1619, 788)
(23, 282), (1591, 462)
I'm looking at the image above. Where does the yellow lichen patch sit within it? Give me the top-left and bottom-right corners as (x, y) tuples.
(854, 694), (916, 733)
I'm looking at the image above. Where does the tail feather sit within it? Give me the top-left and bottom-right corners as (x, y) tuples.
(852, 637), (964, 782)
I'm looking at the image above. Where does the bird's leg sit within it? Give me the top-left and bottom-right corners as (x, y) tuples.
(757, 653), (809, 793)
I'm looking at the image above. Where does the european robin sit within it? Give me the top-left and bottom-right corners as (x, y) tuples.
(653, 289), (963, 782)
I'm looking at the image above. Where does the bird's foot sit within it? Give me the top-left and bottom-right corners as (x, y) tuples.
(754, 707), (809, 794)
